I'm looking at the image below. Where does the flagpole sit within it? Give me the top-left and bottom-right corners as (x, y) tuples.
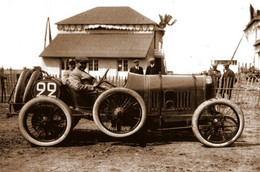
(44, 17), (52, 49)
(48, 17), (52, 44)
(230, 32), (245, 62)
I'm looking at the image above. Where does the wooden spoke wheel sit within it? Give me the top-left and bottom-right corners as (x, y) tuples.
(18, 97), (72, 146)
(192, 99), (244, 147)
(93, 88), (146, 138)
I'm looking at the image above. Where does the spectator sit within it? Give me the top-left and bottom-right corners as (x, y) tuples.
(68, 56), (96, 92)
(0, 73), (7, 102)
(130, 59), (143, 74)
(145, 57), (159, 75)
(220, 62), (235, 99)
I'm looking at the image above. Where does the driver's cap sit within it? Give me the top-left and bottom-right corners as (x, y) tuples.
(75, 56), (89, 63)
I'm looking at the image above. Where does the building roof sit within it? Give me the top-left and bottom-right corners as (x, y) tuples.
(244, 16), (260, 31)
(40, 33), (153, 58)
(56, 6), (157, 25)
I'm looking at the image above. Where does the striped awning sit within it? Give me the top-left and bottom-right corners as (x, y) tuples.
(40, 33), (153, 58)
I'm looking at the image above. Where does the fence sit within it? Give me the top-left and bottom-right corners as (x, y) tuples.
(213, 73), (260, 109)
(1, 68), (260, 109)
(0, 68), (23, 103)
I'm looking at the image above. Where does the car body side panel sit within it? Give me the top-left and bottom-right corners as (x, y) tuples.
(125, 73), (208, 124)
(125, 73), (160, 115)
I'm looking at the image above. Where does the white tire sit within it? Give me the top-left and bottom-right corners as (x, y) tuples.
(93, 88), (147, 138)
(18, 97), (72, 146)
(192, 98), (244, 147)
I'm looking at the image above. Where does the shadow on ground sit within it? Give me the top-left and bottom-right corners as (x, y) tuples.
(66, 128), (197, 147)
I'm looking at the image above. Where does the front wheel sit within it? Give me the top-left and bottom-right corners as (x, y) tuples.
(93, 88), (147, 138)
(18, 97), (72, 146)
(192, 98), (244, 147)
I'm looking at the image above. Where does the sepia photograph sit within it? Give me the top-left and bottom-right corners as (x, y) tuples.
(0, 0), (259, 171)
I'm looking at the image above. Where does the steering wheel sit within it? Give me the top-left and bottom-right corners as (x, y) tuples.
(95, 69), (110, 88)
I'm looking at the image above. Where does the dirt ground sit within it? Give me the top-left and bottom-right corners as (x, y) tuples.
(0, 103), (259, 172)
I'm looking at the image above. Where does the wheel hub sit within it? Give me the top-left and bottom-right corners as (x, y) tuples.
(114, 107), (124, 116)
(213, 118), (218, 123)
(41, 116), (49, 126)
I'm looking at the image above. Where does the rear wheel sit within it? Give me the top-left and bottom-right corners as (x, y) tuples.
(18, 97), (72, 146)
(192, 99), (244, 147)
(93, 88), (146, 138)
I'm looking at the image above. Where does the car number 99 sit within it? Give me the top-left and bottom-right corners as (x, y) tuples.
(34, 81), (58, 98)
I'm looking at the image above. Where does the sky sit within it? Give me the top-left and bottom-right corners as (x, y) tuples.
(0, 0), (259, 74)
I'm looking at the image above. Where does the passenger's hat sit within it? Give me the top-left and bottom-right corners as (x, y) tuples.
(134, 59), (139, 63)
(211, 63), (218, 67)
(68, 58), (75, 64)
(75, 56), (89, 62)
(148, 57), (155, 62)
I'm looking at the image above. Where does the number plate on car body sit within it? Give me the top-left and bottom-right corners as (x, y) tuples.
(33, 79), (60, 98)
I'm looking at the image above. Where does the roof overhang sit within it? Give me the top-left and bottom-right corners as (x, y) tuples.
(254, 39), (260, 46)
(40, 33), (153, 58)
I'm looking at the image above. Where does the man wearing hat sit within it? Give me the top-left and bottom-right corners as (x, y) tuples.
(130, 59), (144, 74)
(145, 57), (159, 75)
(68, 56), (96, 91)
(208, 63), (221, 93)
(220, 62), (235, 99)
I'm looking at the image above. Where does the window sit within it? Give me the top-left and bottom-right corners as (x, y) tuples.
(89, 60), (93, 71)
(61, 60), (65, 70)
(89, 59), (98, 71)
(118, 60), (122, 71)
(61, 59), (70, 70)
(118, 60), (128, 71)
(94, 60), (98, 71)
(123, 60), (128, 71)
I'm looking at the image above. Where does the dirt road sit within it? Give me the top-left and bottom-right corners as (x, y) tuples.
(0, 103), (259, 172)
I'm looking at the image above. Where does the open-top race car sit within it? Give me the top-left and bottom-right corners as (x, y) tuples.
(9, 67), (244, 147)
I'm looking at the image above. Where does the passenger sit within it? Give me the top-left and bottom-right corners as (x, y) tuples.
(62, 58), (76, 85)
(145, 57), (159, 75)
(68, 56), (96, 92)
(130, 59), (144, 74)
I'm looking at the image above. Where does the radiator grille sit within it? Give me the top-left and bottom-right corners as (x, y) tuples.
(151, 91), (160, 110)
(164, 91), (191, 110)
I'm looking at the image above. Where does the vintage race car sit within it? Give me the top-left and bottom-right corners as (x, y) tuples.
(10, 68), (244, 147)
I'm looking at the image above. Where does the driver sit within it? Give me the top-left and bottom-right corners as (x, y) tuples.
(68, 56), (96, 92)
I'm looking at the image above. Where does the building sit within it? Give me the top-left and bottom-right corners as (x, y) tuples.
(243, 4), (260, 70)
(40, 7), (166, 77)
(210, 4), (260, 73)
